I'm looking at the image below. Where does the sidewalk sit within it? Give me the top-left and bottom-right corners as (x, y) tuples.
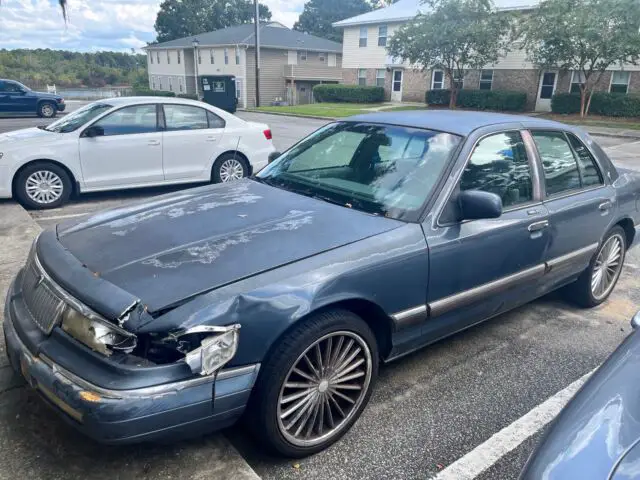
(0, 201), (259, 480)
(582, 125), (640, 139)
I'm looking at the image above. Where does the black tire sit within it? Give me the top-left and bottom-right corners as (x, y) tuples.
(211, 153), (249, 183)
(37, 101), (57, 118)
(247, 309), (378, 457)
(14, 162), (72, 209)
(566, 226), (626, 308)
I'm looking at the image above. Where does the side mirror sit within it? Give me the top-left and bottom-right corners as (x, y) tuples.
(631, 310), (640, 330)
(82, 125), (104, 138)
(268, 151), (282, 164)
(458, 190), (502, 221)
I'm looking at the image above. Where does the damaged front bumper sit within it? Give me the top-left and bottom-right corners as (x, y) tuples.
(3, 276), (260, 444)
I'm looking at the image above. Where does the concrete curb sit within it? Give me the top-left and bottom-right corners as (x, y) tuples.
(584, 130), (640, 140)
(0, 201), (260, 480)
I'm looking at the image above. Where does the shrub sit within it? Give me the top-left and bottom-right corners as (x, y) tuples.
(550, 93), (581, 114)
(425, 89), (527, 111)
(551, 92), (640, 117)
(313, 84), (384, 103)
(177, 93), (198, 100)
(425, 89), (451, 105)
(132, 89), (176, 97)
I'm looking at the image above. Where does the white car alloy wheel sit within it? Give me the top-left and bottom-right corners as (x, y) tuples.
(276, 331), (373, 448)
(25, 170), (64, 205)
(219, 158), (245, 182)
(591, 233), (625, 300)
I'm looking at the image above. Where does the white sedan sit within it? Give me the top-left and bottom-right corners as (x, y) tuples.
(0, 97), (275, 208)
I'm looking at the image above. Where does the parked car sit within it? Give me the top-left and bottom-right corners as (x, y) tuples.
(0, 79), (65, 118)
(0, 97), (274, 209)
(3, 111), (640, 457)
(521, 309), (640, 480)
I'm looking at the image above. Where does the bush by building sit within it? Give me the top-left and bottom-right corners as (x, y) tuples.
(313, 84), (385, 103)
(552, 92), (640, 117)
(425, 89), (527, 111)
(132, 89), (176, 97)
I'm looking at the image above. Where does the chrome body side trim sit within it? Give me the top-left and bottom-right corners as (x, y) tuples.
(391, 304), (428, 329)
(546, 243), (599, 270)
(429, 264), (546, 317)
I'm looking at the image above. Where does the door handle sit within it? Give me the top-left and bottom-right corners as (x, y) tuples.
(598, 201), (613, 211)
(206, 136), (217, 142)
(148, 140), (160, 146)
(528, 220), (549, 233)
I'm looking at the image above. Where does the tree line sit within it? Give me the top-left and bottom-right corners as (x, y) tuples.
(0, 49), (148, 89)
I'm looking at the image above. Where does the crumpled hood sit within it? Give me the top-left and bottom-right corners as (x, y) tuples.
(57, 179), (401, 313)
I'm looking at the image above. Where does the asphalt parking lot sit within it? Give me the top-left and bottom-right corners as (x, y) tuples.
(1, 111), (639, 479)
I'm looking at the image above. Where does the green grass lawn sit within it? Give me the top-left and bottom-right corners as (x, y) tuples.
(255, 103), (427, 118)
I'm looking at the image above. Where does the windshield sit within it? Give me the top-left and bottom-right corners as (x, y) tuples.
(256, 122), (461, 219)
(44, 102), (113, 133)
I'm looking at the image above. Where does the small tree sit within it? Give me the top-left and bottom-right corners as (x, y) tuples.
(521, 0), (640, 117)
(388, 0), (512, 108)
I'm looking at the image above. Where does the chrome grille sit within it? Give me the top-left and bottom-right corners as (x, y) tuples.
(21, 253), (65, 334)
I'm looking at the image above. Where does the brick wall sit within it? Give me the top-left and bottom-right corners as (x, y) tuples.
(463, 70), (481, 89)
(402, 69), (430, 102)
(343, 68), (357, 85)
(383, 70), (392, 101)
(492, 69), (540, 110)
(628, 72), (640, 93)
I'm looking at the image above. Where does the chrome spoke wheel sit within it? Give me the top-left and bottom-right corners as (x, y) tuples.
(277, 331), (372, 447)
(219, 159), (244, 182)
(591, 234), (624, 300)
(25, 170), (64, 204)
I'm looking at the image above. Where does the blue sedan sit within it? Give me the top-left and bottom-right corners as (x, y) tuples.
(3, 111), (640, 456)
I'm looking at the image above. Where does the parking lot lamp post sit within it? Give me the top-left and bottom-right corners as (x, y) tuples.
(192, 38), (200, 98)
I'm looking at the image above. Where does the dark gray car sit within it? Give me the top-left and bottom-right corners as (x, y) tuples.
(4, 111), (640, 457)
(521, 310), (640, 480)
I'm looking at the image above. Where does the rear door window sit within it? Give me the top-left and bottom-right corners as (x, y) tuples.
(531, 131), (581, 196)
(566, 133), (603, 188)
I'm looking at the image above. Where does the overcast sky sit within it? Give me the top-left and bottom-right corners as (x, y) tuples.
(0, 0), (305, 51)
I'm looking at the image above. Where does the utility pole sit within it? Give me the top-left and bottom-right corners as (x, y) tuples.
(254, 0), (261, 107)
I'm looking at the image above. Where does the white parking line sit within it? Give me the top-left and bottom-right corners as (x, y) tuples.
(432, 369), (595, 480)
(604, 139), (640, 150)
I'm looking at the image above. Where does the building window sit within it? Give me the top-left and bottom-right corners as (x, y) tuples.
(358, 68), (367, 86)
(376, 69), (385, 88)
(359, 26), (367, 47)
(159, 78), (162, 90)
(149, 53), (153, 64)
(224, 48), (229, 65)
(432, 70), (444, 89)
(156, 52), (160, 63)
(210, 49), (214, 64)
(610, 71), (630, 94)
(168, 78), (173, 91)
(378, 25), (388, 47)
(299, 50), (307, 62)
(177, 50), (181, 64)
(167, 51), (170, 64)
(319, 52), (325, 62)
(198, 50), (201, 64)
(152, 77), (156, 89)
(236, 79), (243, 102)
(179, 78), (183, 93)
(235, 48), (240, 65)
(453, 71), (464, 90)
(570, 70), (585, 93)
(479, 69), (493, 90)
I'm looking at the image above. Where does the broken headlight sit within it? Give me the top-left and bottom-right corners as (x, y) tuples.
(169, 324), (240, 376)
(61, 307), (137, 356)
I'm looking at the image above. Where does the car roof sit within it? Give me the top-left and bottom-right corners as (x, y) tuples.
(344, 110), (570, 136)
(96, 96), (210, 107)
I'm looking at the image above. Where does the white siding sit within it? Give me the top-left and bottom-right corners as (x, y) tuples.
(287, 50), (298, 65)
(147, 48), (189, 75)
(197, 47), (246, 77)
(341, 24), (402, 68)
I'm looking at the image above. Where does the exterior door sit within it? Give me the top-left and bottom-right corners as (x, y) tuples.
(535, 71), (557, 112)
(391, 69), (403, 102)
(161, 103), (225, 181)
(529, 129), (616, 287)
(79, 104), (164, 188)
(423, 130), (550, 340)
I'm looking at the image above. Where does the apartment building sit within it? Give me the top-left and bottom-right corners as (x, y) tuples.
(333, 0), (640, 111)
(145, 23), (343, 108)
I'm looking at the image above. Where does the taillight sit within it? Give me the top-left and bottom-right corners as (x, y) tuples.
(263, 129), (272, 140)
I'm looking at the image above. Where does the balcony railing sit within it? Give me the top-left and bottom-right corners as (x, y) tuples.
(284, 65), (343, 81)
